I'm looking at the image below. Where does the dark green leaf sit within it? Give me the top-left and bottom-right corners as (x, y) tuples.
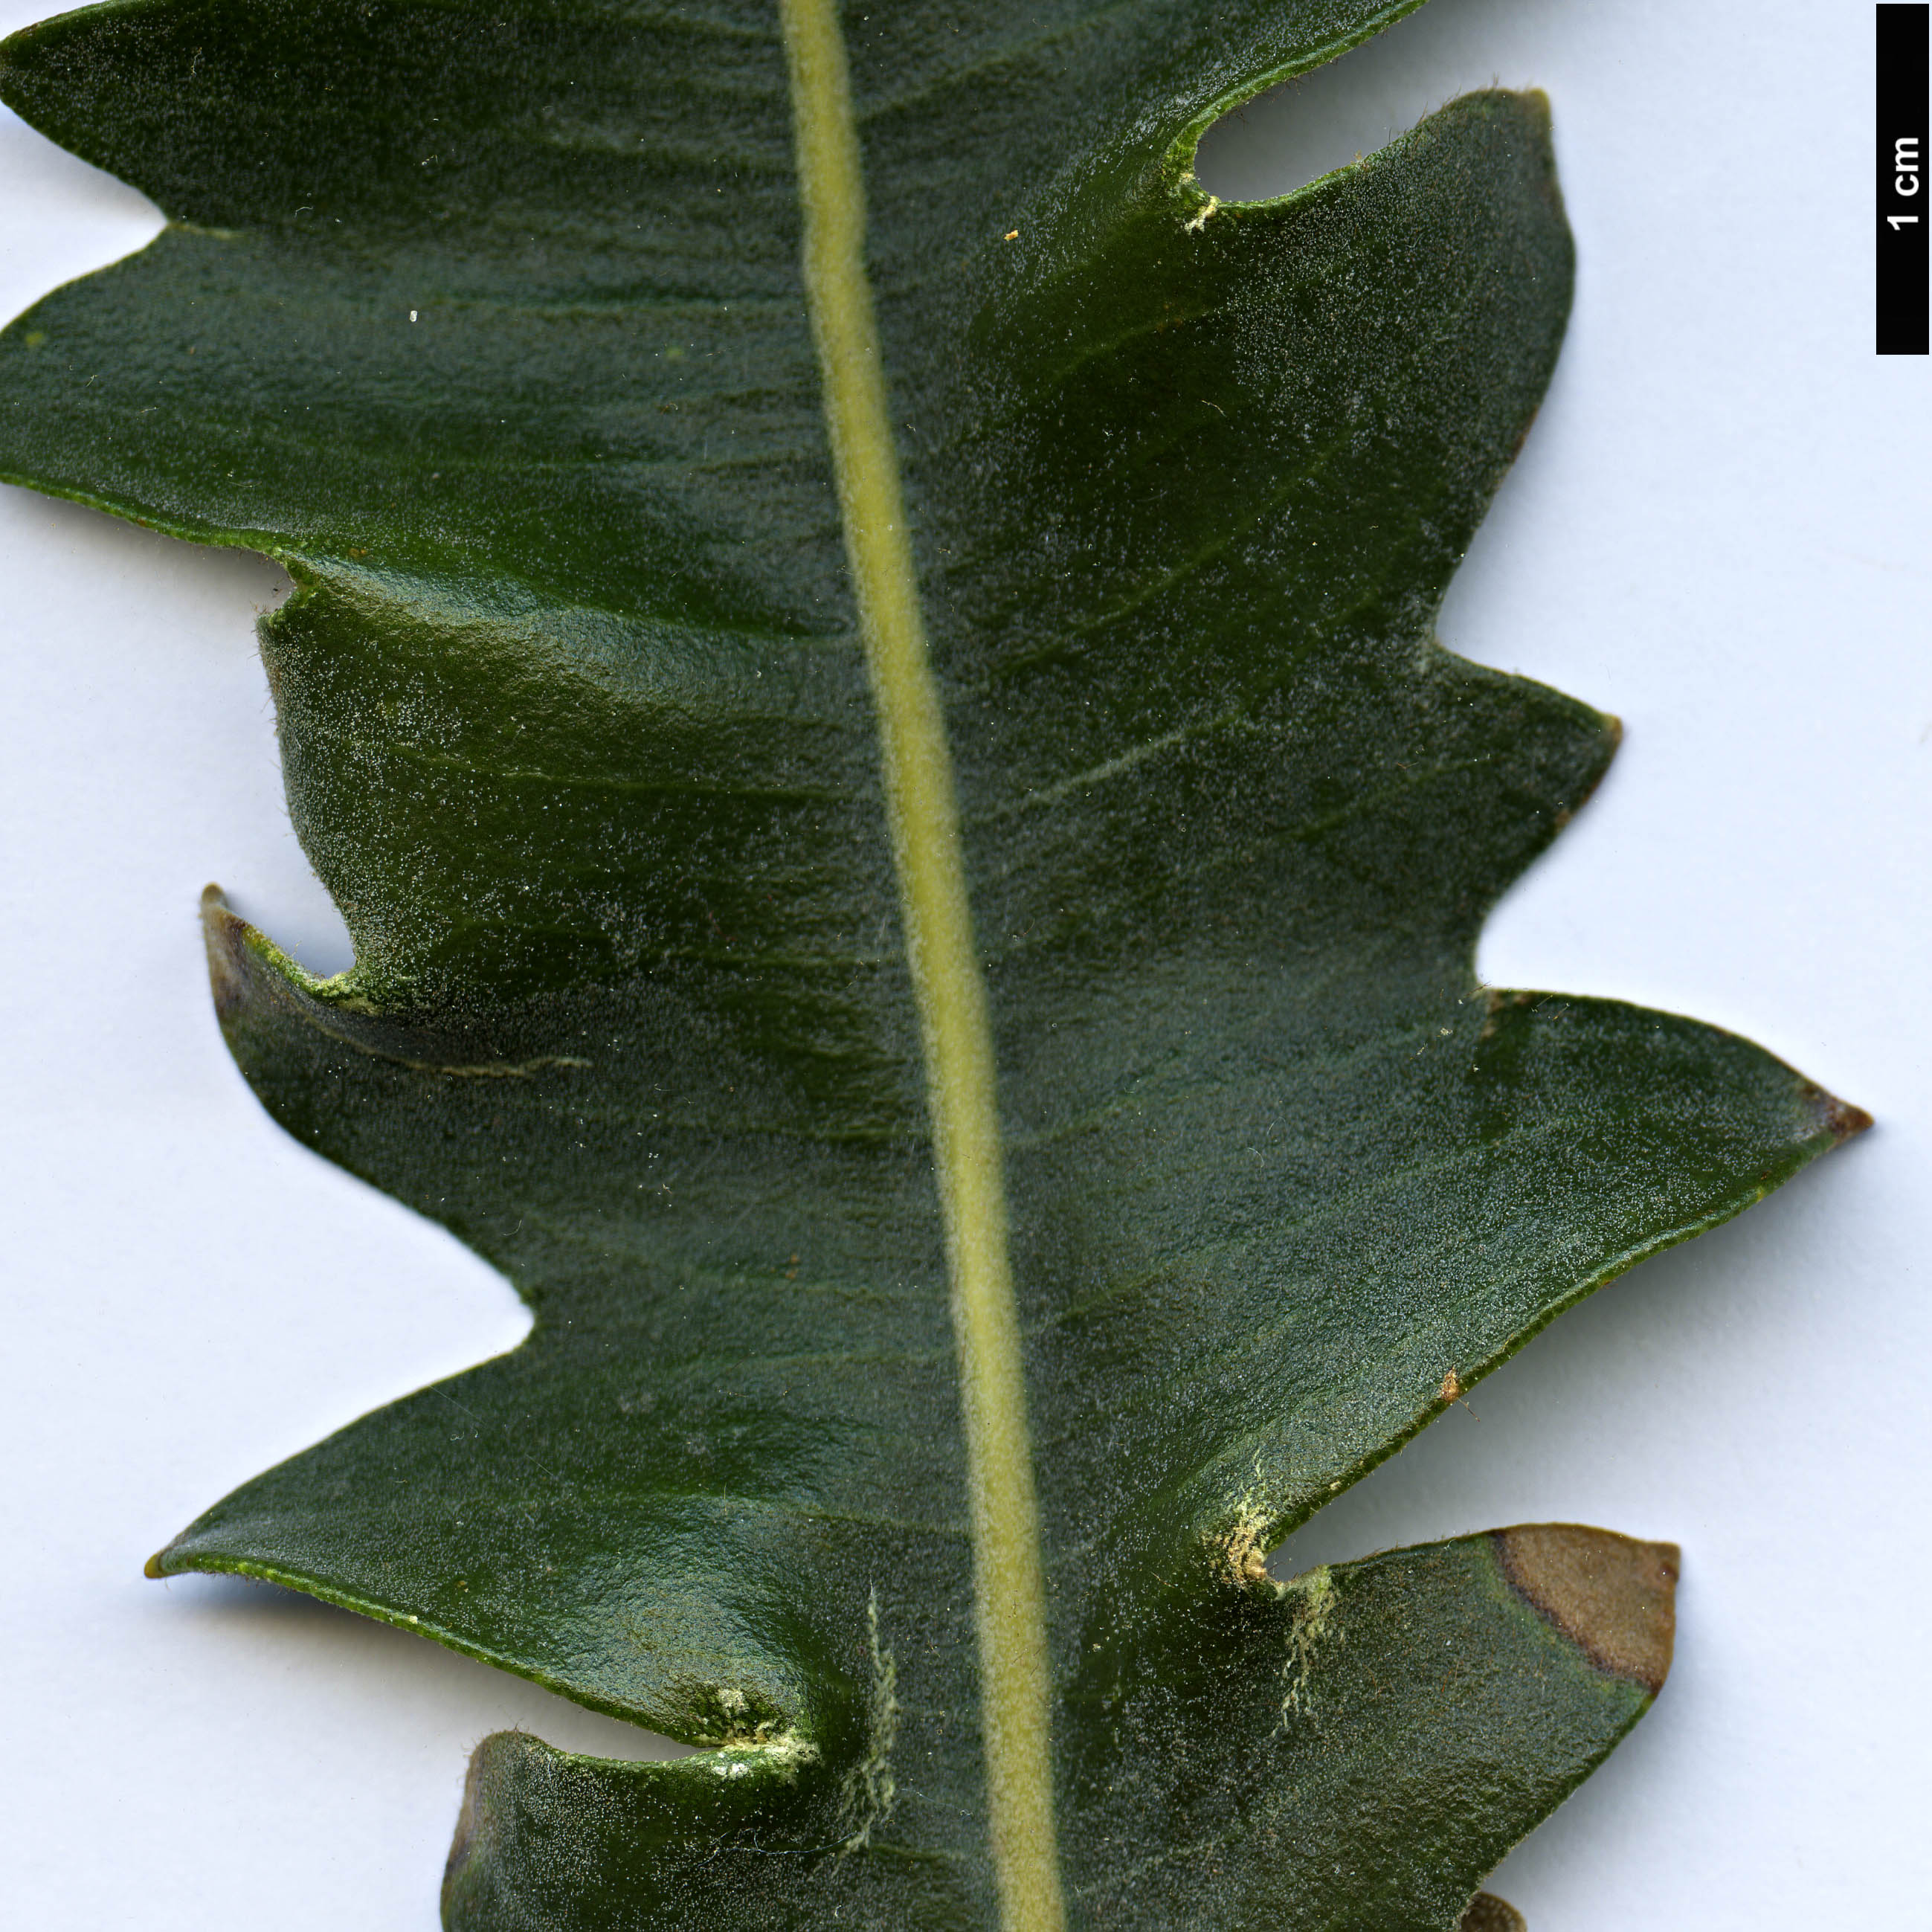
(0, 0), (1862, 1925)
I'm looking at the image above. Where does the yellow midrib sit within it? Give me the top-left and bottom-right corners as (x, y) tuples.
(776, 3), (1066, 1928)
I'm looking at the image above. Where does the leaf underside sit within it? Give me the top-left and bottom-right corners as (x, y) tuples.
(0, 0), (1862, 1925)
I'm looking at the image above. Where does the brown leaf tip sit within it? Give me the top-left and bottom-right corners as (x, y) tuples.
(143, 1551), (167, 1580)
(1806, 1082), (1873, 1144)
(1495, 1523), (1678, 1696)
(199, 883), (251, 1021)
(1459, 1895), (1527, 1932)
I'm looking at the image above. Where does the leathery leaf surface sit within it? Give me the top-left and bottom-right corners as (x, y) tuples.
(0, 0), (1864, 1925)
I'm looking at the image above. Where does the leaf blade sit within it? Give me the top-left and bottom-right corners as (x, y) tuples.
(431, 1527), (1675, 1932)
(1, 0), (1868, 1923)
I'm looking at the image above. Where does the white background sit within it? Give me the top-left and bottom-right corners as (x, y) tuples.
(1, 0), (1925, 1925)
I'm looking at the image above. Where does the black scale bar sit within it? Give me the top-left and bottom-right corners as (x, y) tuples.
(1878, 4), (1929, 354)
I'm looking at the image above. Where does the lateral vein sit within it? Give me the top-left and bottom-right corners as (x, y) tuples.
(776, 4), (1065, 1928)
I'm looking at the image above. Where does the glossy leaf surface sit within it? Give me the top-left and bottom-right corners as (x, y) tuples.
(0, 0), (1863, 1924)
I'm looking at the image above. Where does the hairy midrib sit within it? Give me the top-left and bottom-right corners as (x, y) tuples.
(776, 2), (1066, 1928)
